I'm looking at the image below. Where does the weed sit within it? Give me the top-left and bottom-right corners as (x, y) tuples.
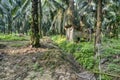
(33, 62), (39, 71)
(39, 67), (44, 76)
(52, 35), (120, 79)
(52, 35), (95, 69)
(33, 62), (44, 75)
(107, 63), (120, 73)
(101, 75), (113, 80)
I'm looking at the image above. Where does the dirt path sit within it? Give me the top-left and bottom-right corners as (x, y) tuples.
(0, 39), (96, 80)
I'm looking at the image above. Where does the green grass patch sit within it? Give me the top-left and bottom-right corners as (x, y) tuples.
(107, 63), (120, 74)
(101, 75), (113, 80)
(0, 33), (29, 41)
(51, 35), (94, 69)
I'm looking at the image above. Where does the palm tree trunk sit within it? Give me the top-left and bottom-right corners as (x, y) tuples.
(68, 0), (74, 26)
(94, 1), (102, 79)
(65, 0), (75, 41)
(8, 20), (12, 34)
(94, 0), (102, 54)
(39, 0), (42, 38)
(31, 0), (40, 47)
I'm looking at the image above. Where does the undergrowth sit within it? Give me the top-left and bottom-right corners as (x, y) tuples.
(52, 35), (120, 80)
(51, 35), (94, 70)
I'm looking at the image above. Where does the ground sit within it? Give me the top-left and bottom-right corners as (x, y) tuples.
(0, 37), (96, 80)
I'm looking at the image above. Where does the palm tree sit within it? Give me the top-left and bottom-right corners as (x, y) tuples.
(102, 0), (120, 39)
(0, 0), (30, 34)
(30, 0), (40, 47)
(41, 0), (68, 35)
(94, 1), (102, 79)
(65, 0), (74, 27)
(94, 0), (102, 54)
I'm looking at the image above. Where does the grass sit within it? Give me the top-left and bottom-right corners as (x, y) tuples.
(0, 33), (29, 41)
(51, 35), (120, 80)
(51, 35), (95, 69)
(32, 61), (45, 75)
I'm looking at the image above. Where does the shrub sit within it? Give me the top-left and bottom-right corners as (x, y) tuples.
(52, 35), (94, 69)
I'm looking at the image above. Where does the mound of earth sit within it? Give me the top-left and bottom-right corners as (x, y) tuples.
(0, 37), (96, 80)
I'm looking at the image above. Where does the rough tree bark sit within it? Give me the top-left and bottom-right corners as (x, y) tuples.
(31, 0), (40, 47)
(94, 0), (102, 55)
(39, 0), (42, 38)
(94, 1), (102, 79)
(65, 0), (75, 41)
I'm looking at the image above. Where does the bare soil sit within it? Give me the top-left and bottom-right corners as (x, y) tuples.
(0, 38), (96, 80)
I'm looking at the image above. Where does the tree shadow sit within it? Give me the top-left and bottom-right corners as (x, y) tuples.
(0, 44), (6, 49)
